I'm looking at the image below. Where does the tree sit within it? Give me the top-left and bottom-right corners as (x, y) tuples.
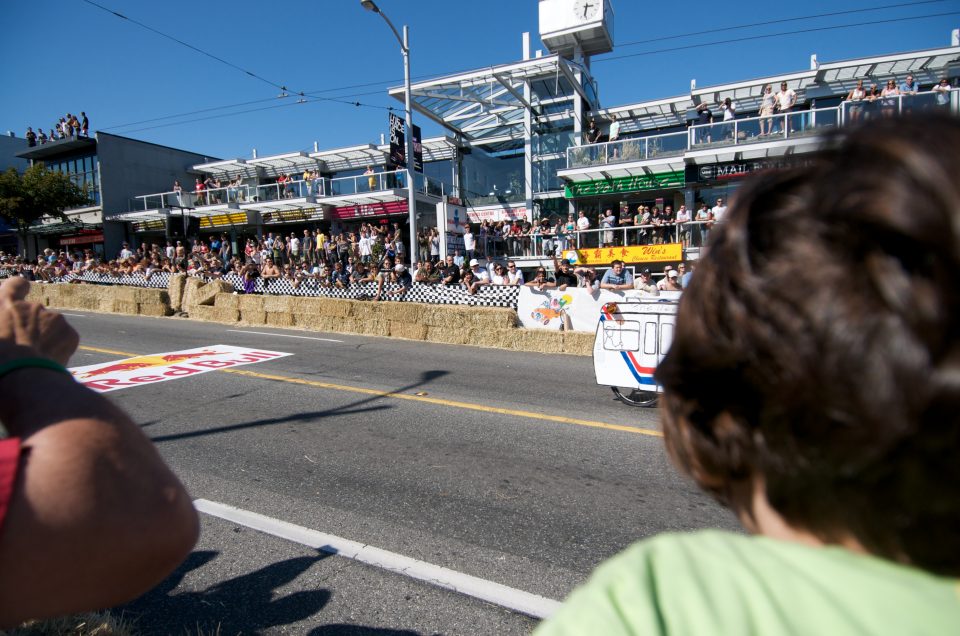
(0, 165), (90, 254)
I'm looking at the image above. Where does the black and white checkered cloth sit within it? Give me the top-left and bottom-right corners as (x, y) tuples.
(1, 268), (520, 308)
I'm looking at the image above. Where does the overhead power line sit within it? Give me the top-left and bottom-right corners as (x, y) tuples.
(594, 11), (960, 64)
(614, 0), (949, 49)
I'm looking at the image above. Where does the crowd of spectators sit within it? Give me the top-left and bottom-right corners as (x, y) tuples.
(25, 112), (89, 147)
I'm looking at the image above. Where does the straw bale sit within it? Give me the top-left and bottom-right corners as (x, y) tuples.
(55, 284), (75, 298)
(213, 306), (241, 323)
(215, 292), (240, 310)
(383, 303), (422, 325)
(112, 286), (137, 303)
(138, 302), (171, 317)
(194, 281), (232, 307)
(237, 294), (265, 313)
(167, 273), (187, 311)
(356, 318), (388, 336)
(507, 328), (566, 354)
(312, 299), (349, 319)
(181, 277), (205, 311)
(266, 312), (294, 327)
(388, 321), (428, 341)
(562, 331), (594, 356)
(426, 326), (469, 345)
(113, 300), (139, 315)
(186, 305), (217, 321)
(239, 310), (267, 325)
(262, 295), (290, 313)
(470, 308), (519, 330)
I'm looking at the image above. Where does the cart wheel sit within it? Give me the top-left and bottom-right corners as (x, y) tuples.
(611, 386), (659, 408)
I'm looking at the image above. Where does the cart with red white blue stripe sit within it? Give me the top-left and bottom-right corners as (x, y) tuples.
(593, 299), (679, 407)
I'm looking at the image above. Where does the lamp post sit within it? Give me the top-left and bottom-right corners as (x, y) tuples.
(360, 0), (418, 267)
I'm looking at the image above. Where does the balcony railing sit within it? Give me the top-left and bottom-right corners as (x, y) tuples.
(566, 131), (687, 169)
(327, 170), (408, 196)
(565, 88), (959, 170)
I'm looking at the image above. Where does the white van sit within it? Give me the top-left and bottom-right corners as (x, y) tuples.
(593, 298), (679, 407)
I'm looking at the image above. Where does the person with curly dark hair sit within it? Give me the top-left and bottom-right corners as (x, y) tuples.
(537, 114), (960, 635)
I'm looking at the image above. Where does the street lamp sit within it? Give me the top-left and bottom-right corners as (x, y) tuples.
(360, 0), (418, 267)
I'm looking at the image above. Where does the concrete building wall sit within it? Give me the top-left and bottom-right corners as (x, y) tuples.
(95, 132), (218, 256)
(0, 134), (30, 173)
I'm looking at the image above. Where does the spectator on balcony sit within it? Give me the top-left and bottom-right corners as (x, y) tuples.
(37, 129), (47, 145)
(774, 81), (797, 133)
(601, 209), (617, 248)
(899, 74), (919, 96)
(712, 198), (728, 224)
(618, 207), (633, 246)
(635, 205), (651, 245)
(608, 114), (621, 143)
(934, 78), (952, 107)
(429, 228), (441, 264)
(695, 103), (714, 144)
(600, 260), (633, 291)
(585, 118), (602, 145)
(721, 97), (737, 141)
(576, 210), (591, 248)
(676, 205), (692, 248)
(649, 207), (665, 245)
(194, 178), (205, 206)
(880, 80), (900, 117)
(204, 176), (219, 204)
(845, 79), (868, 124)
(453, 249), (464, 268)
(759, 84), (776, 136)
(25, 128), (36, 147)
(663, 205), (676, 244)
(69, 113), (80, 137)
(364, 165), (377, 191)
(80, 111), (89, 137)
(463, 224), (477, 263)
(633, 268), (659, 296)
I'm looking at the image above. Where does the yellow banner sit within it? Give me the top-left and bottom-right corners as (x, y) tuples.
(563, 243), (682, 266)
(200, 212), (247, 228)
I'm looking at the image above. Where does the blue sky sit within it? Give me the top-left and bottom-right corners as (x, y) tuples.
(2, 0), (956, 160)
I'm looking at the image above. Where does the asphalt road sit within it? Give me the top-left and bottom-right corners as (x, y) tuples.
(61, 310), (739, 635)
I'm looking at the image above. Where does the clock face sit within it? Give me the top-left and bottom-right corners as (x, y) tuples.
(573, 0), (601, 21)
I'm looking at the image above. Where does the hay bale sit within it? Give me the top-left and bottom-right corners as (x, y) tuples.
(168, 274), (187, 311)
(237, 294), (265, 314)
(501, 328), (565, 354)
(266, 312), (294, 327)
(262, 295), (290, 313)
(181, 277), (205, 312)
(239, 309), (267, 325)
(213, 306), (241, 323)
(113, 286), (137, 303)
(388, 321), (428, 341)
(113, 300), (139, 315)
(188, 305), (218, 321)
(215, 292), (240, 310)
(318, 299), (353, 318)
(138, 302), (172, 317)
(562, 331), (594, 356)
(194, 280), (233, 307)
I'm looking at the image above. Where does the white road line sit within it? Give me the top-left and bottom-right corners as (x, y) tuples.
(61, 313), (87, 317)
(193, 498), (561, 620)
(227, 329), (343, 343)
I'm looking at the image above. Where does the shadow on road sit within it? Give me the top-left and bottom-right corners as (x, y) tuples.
(148, 369), (448, 444)
(122, 549), (331, 634)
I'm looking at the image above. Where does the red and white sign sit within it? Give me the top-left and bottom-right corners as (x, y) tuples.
(331, 200), (408, 220)
(69, 345), (292, 393)
(60, 233), (104, 245)
(465, 206), (529, 224)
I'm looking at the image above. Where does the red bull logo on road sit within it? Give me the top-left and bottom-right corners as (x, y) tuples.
(69, 345), (292, 393)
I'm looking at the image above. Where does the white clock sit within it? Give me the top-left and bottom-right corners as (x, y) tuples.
(573, 0), (601, 21)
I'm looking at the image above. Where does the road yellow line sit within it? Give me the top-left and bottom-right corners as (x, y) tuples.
(78, 345), (662, 437)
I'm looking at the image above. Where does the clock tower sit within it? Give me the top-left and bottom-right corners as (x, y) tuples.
(538, 0), (614, 60)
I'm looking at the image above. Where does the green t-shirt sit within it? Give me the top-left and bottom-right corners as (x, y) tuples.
(536, 530), (960, 635)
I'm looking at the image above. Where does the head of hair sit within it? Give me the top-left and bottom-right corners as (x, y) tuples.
(654, 114), (960, 576)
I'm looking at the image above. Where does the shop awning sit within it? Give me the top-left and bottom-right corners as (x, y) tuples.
(247, 152), (321, 178)
(26, 220), (102, 235)
(309, 144), (388, 172)
(192, 158), (260, 179)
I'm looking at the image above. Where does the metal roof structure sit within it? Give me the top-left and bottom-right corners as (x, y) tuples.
(246, 152), (321, 178)
(112, 209), (170, 222)
(193, 158), (260, 179)
(309, 144), (387, 172)
(598, 45), (960, 134)
(388, 55), (592, 147)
